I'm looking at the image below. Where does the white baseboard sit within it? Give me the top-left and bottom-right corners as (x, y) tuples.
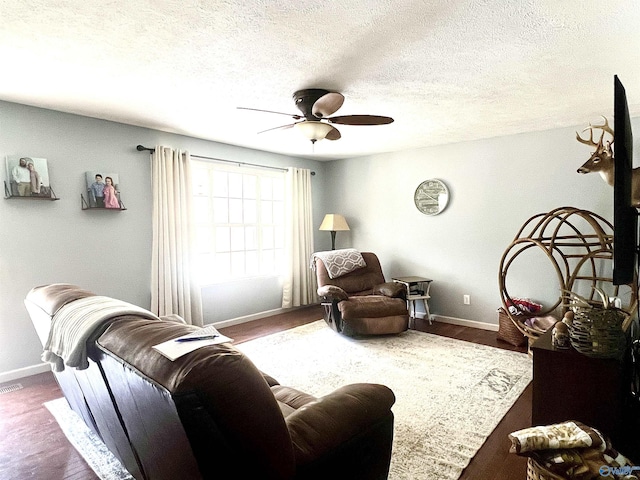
(431, 314), (499, 332)
(209, 306), (307, 329)
(0, 363), (51, 384)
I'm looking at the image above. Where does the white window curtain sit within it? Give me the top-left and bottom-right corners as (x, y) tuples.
(282, 167), (317, 308)
(151, 146), (203, 326)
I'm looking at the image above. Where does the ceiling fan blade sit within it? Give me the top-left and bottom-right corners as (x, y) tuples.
(326, 125), (341, 141)
(238, 106), (303, 120)
(257, 123), (296, 134)
(327, 115), (394, 125)
(312, 92), (344, 118)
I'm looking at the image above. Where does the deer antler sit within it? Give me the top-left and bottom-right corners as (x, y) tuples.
(593, 115), (614, 137)
(576, 127), (597, 147)
(575, 115), (614, 147)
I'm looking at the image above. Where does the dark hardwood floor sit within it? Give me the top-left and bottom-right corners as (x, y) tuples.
(0, 306), (529, 479)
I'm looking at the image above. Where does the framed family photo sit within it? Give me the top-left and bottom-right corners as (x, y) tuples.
(84, 171), (124, 209)
(5, 155), (52, 198)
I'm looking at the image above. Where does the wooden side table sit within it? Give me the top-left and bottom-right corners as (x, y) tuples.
(392, 276), (433, 327)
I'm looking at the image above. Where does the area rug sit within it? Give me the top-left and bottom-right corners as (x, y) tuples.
(237, 320), (532, 480)
(44, 398), (134, 480)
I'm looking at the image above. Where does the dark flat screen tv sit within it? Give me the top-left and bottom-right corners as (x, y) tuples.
(613, 75), (637, 285)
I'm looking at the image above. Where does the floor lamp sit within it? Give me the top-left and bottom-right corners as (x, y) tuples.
(319, 214), (350, 250)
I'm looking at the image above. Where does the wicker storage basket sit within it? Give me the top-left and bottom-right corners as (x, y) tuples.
(497, 308), (527, 347)
(526, 458), (565, 480)
(568, 306), (626, 358)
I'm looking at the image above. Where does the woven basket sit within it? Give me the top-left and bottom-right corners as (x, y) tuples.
(568, 306), (626, 358)
(497, 308), (527, 347)
(526, 458), (565, 480)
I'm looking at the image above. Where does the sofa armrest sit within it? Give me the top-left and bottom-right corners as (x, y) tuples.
(285, 383), (395, 466)
(317, 285), (349, 301)
(373, 281), (406, 299)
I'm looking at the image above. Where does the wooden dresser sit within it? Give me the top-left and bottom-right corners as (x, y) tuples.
(530, 327), (639, 460)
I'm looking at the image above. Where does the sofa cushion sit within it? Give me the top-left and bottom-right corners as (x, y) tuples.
(338, 296), (407, 319)
(272, 386), (317, 419)
(271, 385), (317, 410)
(342, 316), (409, 336)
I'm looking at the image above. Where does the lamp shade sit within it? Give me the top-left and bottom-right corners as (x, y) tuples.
(295, 121), (334, 142)
(319, 214), (350, 231)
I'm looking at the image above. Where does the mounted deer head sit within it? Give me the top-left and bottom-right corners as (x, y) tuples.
(576, 116), (615, 185)
(576, 115), (640, 207)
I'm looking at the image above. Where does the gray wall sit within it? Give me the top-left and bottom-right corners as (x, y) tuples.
(321, 123), (637, 325)
(1, 98), (636, 381)
(0, 101), (326, 379)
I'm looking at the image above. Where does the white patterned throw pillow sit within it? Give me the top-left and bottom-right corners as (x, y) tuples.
(311, 249), (367, 279)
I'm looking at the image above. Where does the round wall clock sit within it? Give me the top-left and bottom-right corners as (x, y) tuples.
(414, 179), (450, 216)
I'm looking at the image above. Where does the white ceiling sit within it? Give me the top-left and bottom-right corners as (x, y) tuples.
(1, 0), (639, 160)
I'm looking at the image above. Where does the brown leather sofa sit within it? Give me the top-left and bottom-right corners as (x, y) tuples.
(314, 252), (409, 336)
(25, 284), (396, 480)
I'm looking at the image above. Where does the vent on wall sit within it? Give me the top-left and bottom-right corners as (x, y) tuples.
(0, 383), (23, 395)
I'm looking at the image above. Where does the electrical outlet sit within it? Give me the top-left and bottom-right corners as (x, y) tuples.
(463, 295), (470, 305)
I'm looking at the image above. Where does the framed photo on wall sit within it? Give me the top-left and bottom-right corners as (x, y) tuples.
(84, 171), (123, 209)
(5, 155), (52, 197)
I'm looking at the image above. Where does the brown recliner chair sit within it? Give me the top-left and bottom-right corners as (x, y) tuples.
(313, 251), (409, 336)
(25, 283), (396, 480)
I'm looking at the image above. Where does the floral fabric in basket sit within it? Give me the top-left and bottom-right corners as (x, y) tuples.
(509, 421), (637, 479)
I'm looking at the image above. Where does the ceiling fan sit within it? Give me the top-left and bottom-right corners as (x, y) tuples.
(238, 88), (394, 144)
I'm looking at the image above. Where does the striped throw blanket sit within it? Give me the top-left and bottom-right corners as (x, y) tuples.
(42, 296), (160, 372)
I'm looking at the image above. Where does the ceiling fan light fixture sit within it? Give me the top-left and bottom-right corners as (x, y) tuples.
(294, 121), (334, 143)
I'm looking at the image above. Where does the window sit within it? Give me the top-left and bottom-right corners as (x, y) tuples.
(192, 161), (285, 284)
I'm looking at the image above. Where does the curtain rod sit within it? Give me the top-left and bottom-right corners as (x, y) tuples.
(136, 145), (315, 175)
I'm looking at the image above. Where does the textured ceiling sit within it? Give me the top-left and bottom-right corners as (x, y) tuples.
(1, 0), (639, 160)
